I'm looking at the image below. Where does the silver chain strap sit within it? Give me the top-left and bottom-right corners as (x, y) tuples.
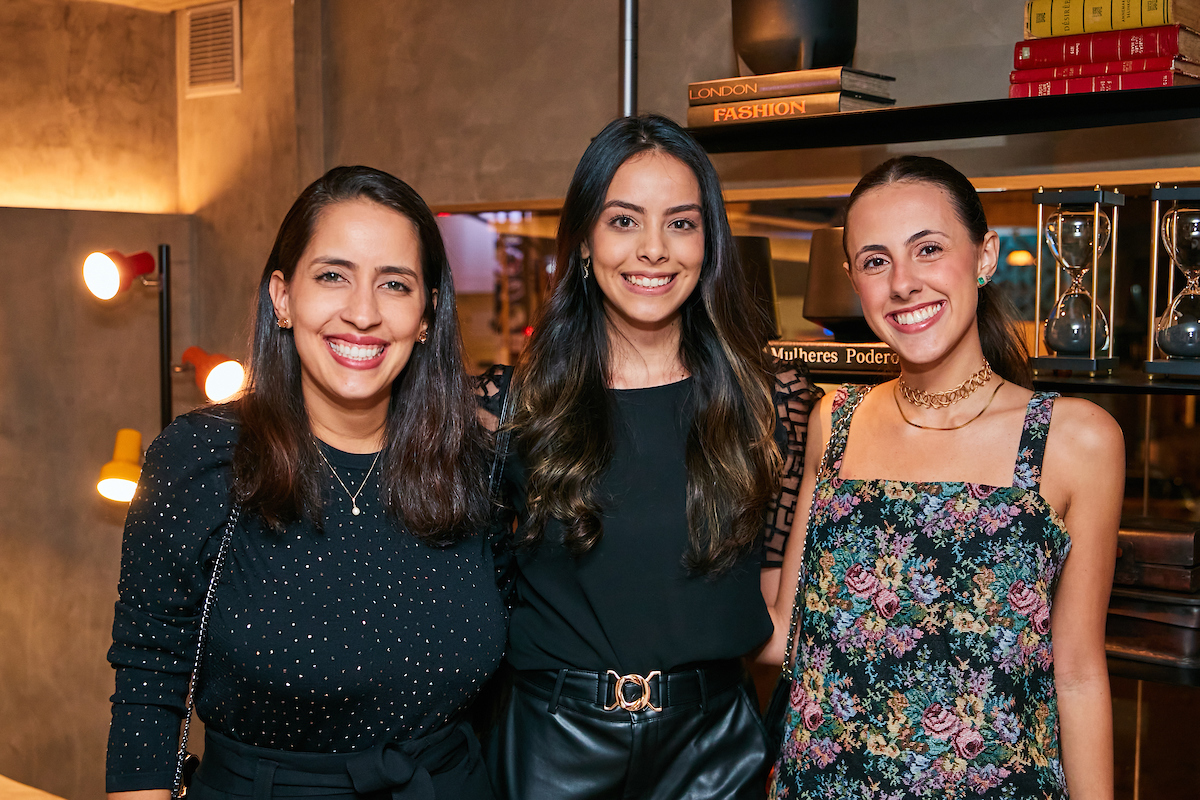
(171, 504), (241, 799)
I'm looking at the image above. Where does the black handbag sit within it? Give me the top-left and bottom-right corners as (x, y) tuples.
(170, 504), (241, 799)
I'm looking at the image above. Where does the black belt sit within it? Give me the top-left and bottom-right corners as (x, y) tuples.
(192, 721), (482, 800)
(515, 660), (744, 714)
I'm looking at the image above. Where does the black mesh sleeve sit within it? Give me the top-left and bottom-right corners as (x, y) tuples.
(761, 359), (823, 567)
(475, 363), (511, 433)
(475, 364), (518, 602)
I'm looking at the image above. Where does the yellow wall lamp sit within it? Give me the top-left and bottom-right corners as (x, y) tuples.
(85, 246), (245, 503)
(98, 428), (144, 503)
(93, 346), (244, 503)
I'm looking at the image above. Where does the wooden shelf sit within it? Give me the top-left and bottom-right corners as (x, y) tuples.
(1107, 654), (1200, 687)
(689, 85), (1200, 153)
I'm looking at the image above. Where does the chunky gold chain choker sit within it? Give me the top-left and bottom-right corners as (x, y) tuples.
(898, 361), (993, 409)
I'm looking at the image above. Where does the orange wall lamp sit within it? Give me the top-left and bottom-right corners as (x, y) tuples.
(181, 346), (245, 403)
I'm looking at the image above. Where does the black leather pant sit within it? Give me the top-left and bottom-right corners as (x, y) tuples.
(485, 668), (769, 800)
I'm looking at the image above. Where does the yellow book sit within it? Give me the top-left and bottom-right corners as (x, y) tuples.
(1024, 0), (1187, 38)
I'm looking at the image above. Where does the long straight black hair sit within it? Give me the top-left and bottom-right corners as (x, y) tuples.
(843, 155), (1034, 388)
(232, 165), (491, 544)
(512, 113), (780, 574)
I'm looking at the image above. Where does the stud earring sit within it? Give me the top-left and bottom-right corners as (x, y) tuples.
(582, 256), (591, 280)
(417, 329), (428, 344)
(277, 317), (290, 329)
(977, 276), (988, 287)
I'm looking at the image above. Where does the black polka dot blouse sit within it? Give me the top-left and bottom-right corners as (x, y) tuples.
(105, 410), (507, 792)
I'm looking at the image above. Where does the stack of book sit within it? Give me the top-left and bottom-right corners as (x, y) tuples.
(686, 67), (895, 128)
(1010, 0), (1200, 97)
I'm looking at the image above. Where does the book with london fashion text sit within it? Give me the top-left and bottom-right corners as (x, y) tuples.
(687, 67), (894, 106)
(686, 91), (893, 128)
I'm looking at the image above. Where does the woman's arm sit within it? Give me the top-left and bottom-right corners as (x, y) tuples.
(107, 414), (235, 794)
(1045, 398), (1124, 800)
(756, 392), (831, 666)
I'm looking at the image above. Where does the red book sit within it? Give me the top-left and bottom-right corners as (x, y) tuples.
(1013, 25), (1200, 69)
(1010, 56), (1184, 82)
(1008, 69), (1200, 97)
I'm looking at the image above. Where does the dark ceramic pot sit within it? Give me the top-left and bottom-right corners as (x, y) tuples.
(732, 0), (859, 74)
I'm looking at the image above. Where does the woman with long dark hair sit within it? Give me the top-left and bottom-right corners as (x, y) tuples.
(764, 156), (1121, 799)
(480, 113), (820, 799)
(106, 166), (505, 800)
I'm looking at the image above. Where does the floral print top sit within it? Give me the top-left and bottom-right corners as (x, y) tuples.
(771, 384), (1071, 800)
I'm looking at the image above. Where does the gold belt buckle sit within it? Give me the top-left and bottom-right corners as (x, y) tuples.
(603, 669), (663, 712)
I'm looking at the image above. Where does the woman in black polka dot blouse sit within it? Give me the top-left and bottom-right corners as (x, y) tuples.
(106, 167), (506, 800)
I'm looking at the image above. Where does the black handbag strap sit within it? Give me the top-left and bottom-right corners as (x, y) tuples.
(172, 503), (241, 799)
(487, 371), (515, 504)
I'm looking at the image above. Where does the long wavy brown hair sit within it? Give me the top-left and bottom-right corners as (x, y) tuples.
(512, 114), (780, 574)
(230, 166), (491, 544)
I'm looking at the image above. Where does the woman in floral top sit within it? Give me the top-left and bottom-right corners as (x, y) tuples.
(761, 156), (1122, 799)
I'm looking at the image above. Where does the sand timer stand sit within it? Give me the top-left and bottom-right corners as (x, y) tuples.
(1032, 187), (1123, 375)
(1145, 184), (1200, 378)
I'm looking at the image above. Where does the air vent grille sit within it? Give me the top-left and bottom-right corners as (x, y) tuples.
(183, 1), (241, 98)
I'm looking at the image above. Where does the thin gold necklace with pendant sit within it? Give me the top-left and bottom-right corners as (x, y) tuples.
(893, 379), (1004, 431)
(316, 444), (381, 516)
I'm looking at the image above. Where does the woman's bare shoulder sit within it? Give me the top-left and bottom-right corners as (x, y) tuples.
(1047, 395), (1125, 460)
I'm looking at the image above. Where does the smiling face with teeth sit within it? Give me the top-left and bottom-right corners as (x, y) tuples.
(583, 151), (705, 342)
(844, 180), (999, 373)
(269, 199), (429, 429)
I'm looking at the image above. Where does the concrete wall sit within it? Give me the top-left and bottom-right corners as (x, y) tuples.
(319, 0), (740, 208)
(0, 0), (177, 212)
(177, 0), (301, 360)
(321, 0), (620, 207)
(0, 208), (195, 800)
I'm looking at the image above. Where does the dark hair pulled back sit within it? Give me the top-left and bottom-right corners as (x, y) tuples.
(844, 155), (1033, 388)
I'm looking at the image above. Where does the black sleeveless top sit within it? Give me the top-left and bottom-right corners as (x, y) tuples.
(479, 363), (820, 675)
